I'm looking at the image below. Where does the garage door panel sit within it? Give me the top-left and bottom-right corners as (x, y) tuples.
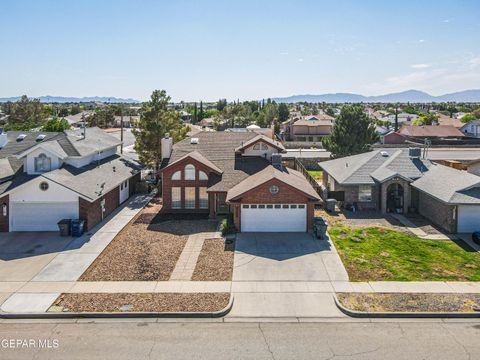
(241, 204), (306, 232)
(11, 202), (79, 232)
(458, 205), (480, 233)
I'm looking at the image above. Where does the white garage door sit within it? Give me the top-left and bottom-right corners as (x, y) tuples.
(241, 204), (307, 232)
(457, 205), (480, 233)
(10, 202), (79, 232)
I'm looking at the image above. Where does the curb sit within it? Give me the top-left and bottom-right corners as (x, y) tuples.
(333, 294), (480, 318)
(0, 295), (234, 320)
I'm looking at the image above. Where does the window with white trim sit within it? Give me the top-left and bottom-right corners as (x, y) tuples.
(358, 185), (372, 202)
(199, 171), (208, 180)
(185, 164), (195, 180)
(185, 187), (196, 208)
(172, 171), (181, 180)
(199, 187), (208, 209)
(172, 187), (181, 209)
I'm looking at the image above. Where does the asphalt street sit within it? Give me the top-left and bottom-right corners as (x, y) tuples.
(0, 320), (478, 359)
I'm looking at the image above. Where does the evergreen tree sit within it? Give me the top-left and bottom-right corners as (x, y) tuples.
(133, 90), (189, 170)
(322, 105), (378, 158)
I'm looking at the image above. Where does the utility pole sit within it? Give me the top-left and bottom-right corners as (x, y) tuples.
(120, 106), (124, 154)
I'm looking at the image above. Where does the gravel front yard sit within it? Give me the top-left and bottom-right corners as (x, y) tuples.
(192, 238), (234, 281)
(52, 293), (230, 313)
(80, 202), (217, 281)
(337, 292), (480, 313)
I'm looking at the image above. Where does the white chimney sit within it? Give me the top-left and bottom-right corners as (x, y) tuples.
(161, 135), (173, 160)
(0, 132), (8, 148)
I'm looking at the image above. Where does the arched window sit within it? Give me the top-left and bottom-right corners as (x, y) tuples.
(199, 171), (208, 180)
(34, 153), (51, 172)
(253, 143), (261, 150)
(171, 171), (181, 180)
(185, 164), (196, 180)
(261, 143), (268, 150)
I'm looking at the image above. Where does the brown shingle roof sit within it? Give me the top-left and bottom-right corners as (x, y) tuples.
(226, 166), (320, 201)
(164, 150), (223, 174)
(234, 134), (285, 152)
(399, 125), (464, 138)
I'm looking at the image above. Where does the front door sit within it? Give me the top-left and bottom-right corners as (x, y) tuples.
(216, 193), (229, 214)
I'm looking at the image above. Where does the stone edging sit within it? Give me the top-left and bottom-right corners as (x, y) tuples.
(333, 294), (480, 318)
(0, 295), (234, 319)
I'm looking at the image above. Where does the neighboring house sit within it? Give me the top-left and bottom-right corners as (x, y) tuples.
(436, 113), (463, 128)
(319, 148), (480, 233)
(179, 111), (191, 123)
(386, 112), (419, 125)
(383, 125), (465, 144)
(284, 114), (334, 142)
(460, 120), (480, 138)
(64, 110), (95, 126)
(0, 127), (141, 232)
(224, 126), (274, 139)
(466, 158), (480, 176)
(159, 132), (320, 232)
(113, 115), (139, 128)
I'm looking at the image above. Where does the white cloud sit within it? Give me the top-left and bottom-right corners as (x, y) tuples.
(469, 57), (480, 67)
(418, 39), (426, 43)
(297, 58), (304, 62)
(410, 63), (431, 69)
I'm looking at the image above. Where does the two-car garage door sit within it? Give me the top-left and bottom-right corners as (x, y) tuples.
(241, 204), (307, 232)
(10, 202), (79, 232)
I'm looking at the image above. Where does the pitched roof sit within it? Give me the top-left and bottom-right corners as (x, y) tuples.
(234, 134), (285, 152)
(399, 125), (465, 138)
(163, 150), (223, 174)
(319, 149), (431, 185)
(412, 164), (480, 204)
(64, 127), (122, 156)
(42, 154), (141, 201)
(226, 165), (320, 201)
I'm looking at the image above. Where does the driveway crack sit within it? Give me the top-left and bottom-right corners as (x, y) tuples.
(258, 323), (275, 360)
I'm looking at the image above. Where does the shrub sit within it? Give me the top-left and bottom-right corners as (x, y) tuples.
(220, 214), (235, 236)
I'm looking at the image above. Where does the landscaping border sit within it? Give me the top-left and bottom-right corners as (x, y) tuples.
(333, 294), (480, 318)
(0, 295), (233, 319)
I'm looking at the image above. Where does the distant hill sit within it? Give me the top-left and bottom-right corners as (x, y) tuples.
(272, 89), (480, 103)
(0, 95), (140, 103)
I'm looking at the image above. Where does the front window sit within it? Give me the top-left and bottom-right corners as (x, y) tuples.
(199, 187), (208, 209)
(199, 171), (208, 181)
(185, 164), (195, 180)
(172, 187), (181, 209)
(185, 187), (196, 208)
(359, 185), (372, 202)
(172, 171), (181, 180)
(34, 153), (51, 172)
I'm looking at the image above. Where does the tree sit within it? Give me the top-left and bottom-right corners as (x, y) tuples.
(412, 113), (439, 126)
(322, 105), (379, 158)
(278, 103), (290, 123)
(199, 101), (204, 122)
(42, 117), (71, 132)
(216, 99), (227, 112)
(87, 106), (115, 128)
(133, 90), (189, 170)
(460, 114), (478, 123)
(5, 95), (49, 125)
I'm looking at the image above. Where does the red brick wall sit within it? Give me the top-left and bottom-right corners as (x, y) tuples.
(229, 178), (318, 232)
(79, 185), (120, 230)
(0, 194), (9, 232)
(161, 157), (214, 213)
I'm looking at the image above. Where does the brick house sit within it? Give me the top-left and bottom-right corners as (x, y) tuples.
(159, 132), (320, 232)
(0, 127), (141, 232)
(320, 148), (480, 233)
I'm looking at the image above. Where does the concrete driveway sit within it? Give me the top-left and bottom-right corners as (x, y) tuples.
(229, 232), (349, 318)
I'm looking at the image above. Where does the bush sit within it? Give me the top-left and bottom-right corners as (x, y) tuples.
(220, 214), (235, 236)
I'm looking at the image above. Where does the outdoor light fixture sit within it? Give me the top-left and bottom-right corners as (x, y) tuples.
(2, 203), (7, 217)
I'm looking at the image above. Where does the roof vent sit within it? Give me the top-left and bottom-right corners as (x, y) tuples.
(190, 137), (199, 145)
(36, 134), (46, 142)
(16, 134), (27, 142)
(380, 151), (389, 157)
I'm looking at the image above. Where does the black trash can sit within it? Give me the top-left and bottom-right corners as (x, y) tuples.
(57, 219), (71, 236)
(71, 219), (85, 237)
(313, 217), (328, 240)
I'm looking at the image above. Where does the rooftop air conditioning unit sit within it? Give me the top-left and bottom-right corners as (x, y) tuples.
(409, 147), (421, 158)
(16, 134), (27, 141)
(190, 138), (199, 144)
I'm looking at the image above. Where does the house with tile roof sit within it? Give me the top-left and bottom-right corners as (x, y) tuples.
(0, 127), (141, 232)
(282, 114), (334, 142)
(319, 148), (480, 233)
(159, 132), (321, 232)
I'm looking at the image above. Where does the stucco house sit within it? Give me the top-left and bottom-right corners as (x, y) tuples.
(383, 125), (465, 144)
(319, 148), (480, 233)
(460, 120), (480, 138)
(283, 114), (334, 142)
(159, 132), (320, 232)
(0, 127), (141, 232)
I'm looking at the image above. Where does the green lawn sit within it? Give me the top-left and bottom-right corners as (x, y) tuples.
(307, 170), (323, 183)
(329, 225), (480, 281)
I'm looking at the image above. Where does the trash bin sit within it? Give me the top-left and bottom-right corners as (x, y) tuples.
(57, 219), (71, 236)
(313, 217), (328, 239)
(325, 198), (337, 212)
(71, 219), (85, 237)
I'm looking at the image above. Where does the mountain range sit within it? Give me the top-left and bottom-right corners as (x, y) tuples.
(272, 89), (480, 103)
(0, 95), (139, 103)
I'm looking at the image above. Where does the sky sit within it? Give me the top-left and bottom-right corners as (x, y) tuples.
(1, 0), (479, 102)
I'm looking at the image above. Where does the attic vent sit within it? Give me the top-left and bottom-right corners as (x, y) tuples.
(190, 138), (199, 144)
(16, 134), (27, 141)
(36, 134), (46, 142)
(380, 151), (389, 157)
